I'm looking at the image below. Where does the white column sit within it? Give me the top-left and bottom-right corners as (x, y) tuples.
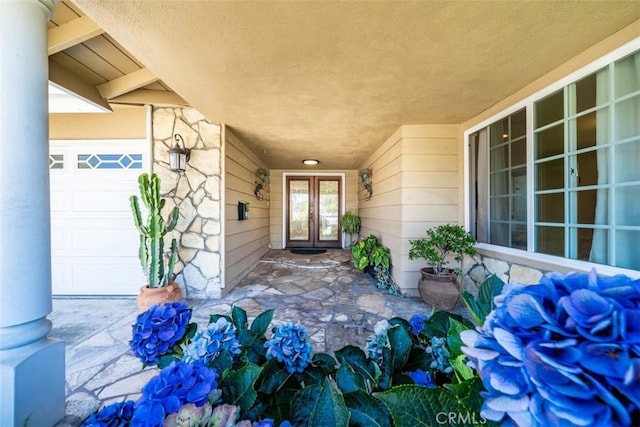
(0, 1), (65, 425)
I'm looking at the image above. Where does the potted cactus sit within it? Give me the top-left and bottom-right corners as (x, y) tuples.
(130, 173), (182, 310)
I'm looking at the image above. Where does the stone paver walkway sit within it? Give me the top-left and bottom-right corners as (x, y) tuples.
(51, 249), (462, 426)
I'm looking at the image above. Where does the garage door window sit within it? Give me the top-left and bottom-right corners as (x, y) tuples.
(77, 153), (143, 169)
(49, 154), (64, 169)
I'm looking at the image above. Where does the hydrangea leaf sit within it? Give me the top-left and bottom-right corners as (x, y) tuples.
(451, 353), (475, 381)
(182, 322), (198, 344)
(157, 354), (180, 369)
(375, 385), (491, 427)
(250, 309), (274, 337)
(445, 376), (488, 415)
(387, 318), (412, 372)
(461, 274), (504, 325)
(402, 347), (434, 373)
(378, 347), (393, 390)
(447, 318), (472, 356)
(299, 365), (328, 386)
(334, 345), (381, 387)
(257, 359), (293, 395)
(336, 362), (368, 394)
(220, 363), (262, 417)
(238, 328), (258, 347)
(232, 306), (249, 330)
(208, 352), (233, 376)
(312, 353), (337, 375)
(420, 311), (474, 339)
(291, 378), (350, 427)
(343, 391), (392, 427)
(246, 337), (268, 364)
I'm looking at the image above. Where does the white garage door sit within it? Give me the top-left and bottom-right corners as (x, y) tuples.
(50, 140), (149, 295)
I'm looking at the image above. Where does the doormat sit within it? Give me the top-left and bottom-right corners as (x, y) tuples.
(290, 249), (327, 255)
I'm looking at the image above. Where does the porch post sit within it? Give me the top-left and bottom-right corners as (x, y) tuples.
(0, 1), (65, 426)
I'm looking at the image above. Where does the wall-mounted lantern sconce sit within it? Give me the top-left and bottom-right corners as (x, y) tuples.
(254, 167), (268, 200)
(359, 168), (373, 200)
(168, 134), (191, 172)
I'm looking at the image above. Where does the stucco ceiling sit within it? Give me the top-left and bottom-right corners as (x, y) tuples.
(71, 0), (640, 169)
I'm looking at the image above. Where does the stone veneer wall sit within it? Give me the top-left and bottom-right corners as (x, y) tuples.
(152, 106), (222, 298)
(460, 253), (546, 296)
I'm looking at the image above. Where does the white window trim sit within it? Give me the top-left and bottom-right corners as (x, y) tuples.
(463, 37), (640, 278)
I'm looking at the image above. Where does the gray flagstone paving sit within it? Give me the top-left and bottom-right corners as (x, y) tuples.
(51, 249), (466, 426)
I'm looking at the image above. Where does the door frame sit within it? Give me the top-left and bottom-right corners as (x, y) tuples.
(282, 172), (346, 249)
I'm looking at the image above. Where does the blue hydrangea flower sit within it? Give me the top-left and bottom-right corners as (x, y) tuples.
(365, 320), (392, 363)
(252, 419), (292, 427)
(131, 360), (218, 426)
(462, 270), (640, 427)
(129, 301), (192, 365)
(182, 317), (241, 364)
(409, 313), (430, 336)
(264, 322), (313, 374)
(405, 369), (436, 388)
(82, 400), (135, 427)
(427, 336), (453, 374)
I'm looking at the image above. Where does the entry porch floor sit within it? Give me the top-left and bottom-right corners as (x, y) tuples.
(51, 249), (465, 426)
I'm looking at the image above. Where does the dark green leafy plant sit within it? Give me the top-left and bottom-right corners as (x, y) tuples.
(408, 224), (477, 276)
(351, 235), (389, 271)
(340, 211), (361, 234)
(351, 235), (401, 295)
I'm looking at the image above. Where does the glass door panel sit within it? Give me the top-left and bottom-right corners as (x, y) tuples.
(318, 179), (339, 242)
(286, 176), (342, 248)
(288, 179), (310, 243)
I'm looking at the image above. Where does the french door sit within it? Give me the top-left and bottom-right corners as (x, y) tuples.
(286, 176), (342, 248)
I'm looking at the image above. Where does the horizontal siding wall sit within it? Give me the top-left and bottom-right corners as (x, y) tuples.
(359, 127), (404, 288)
(360, 125), (461, 296)
(224, 127), (270, 293)
(270, 170), (358, 250)
(398, 125), (460, 295)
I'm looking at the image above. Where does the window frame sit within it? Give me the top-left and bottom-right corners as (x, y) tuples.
(463, 37), (640, 278)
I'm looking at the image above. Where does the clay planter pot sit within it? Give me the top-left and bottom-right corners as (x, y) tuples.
(136, 281), (183, 311)
(418, 267), (459, 310)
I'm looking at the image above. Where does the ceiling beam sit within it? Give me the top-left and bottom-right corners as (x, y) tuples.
(109, 89), (189, 107)
(49, 60), (112, 112)
(48, 16), (104, 55)
(97, 68), (158, 100)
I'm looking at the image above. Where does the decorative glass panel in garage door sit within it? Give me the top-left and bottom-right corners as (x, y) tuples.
(49, 154), (64, 169)
(77, 153), (143, 169)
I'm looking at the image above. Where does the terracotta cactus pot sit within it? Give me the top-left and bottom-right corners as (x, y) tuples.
(136, 281), (183, 311)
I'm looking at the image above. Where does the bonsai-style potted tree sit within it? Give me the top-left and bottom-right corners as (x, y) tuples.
(130, 173), (182, 310)
(408, 224), (477, 309)
(340, 210), (361, 248)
